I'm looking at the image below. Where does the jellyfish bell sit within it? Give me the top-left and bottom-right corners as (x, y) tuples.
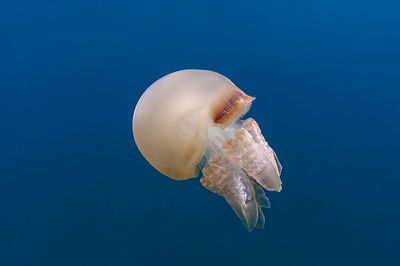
(132, 69), (282, 231)
(133, 70), (254, 179)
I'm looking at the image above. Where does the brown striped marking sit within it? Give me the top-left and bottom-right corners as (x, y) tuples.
(213, 89), (255, 127)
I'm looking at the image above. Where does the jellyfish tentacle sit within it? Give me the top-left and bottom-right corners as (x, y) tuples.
(255, 206), (266, 229)
(253, 182), (271, 208)
(222, 118), (282, 192)
(200, 118), (280, 231)
(200, 154), (260, 231)
(243, 118), (282, 176)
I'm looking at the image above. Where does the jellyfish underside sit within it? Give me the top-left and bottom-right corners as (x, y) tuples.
(200, 118), (282, 231)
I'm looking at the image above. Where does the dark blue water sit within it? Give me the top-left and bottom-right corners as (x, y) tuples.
(2, 1), (399, 265)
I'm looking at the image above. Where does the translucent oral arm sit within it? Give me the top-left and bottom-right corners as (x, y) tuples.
(200, 154), (269, 231)
(222, 118), (282, 192)
(200, 118), (281, 231)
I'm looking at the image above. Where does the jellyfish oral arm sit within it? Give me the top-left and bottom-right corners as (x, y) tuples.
(200, 118), (282, 231)
(222, 118), (282, 192)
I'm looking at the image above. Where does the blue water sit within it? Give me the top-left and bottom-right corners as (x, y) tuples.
(2, 1), (399, 265)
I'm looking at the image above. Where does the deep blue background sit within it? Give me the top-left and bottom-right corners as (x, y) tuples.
(2, 1), (400, 265)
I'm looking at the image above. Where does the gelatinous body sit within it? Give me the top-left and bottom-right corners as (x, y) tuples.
(132, 69), (282, 231)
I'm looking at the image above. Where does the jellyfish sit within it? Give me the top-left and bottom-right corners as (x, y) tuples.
(132, 69), (282, 231)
